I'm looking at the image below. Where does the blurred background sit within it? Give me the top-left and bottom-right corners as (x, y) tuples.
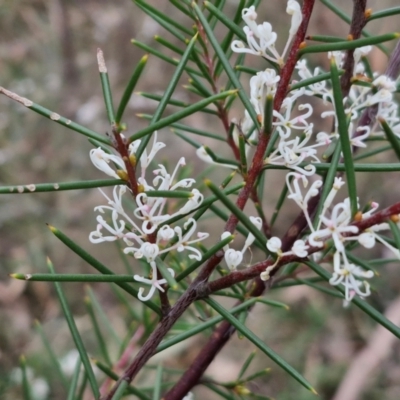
(1, 0), (400, 399)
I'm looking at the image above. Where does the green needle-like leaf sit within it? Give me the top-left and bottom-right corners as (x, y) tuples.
(270, 180), (289, 228)
(257, 298), (290, 310)
(131, 39), (202, 77)
(204, 383), (235, 400)
(263, 94), (274, 135)
(48, 225), (161, 315)
(203, 146), (240, 167)
(330, 58), (358, 216)
(380, 118), (400, 160)
(238, 350), (257, 379)
(235, 65), (259, 75)
(192, 2), (259, 128)
(288, 71), (343, 92)
(238, 132), (248, 176)
(306, 260), (400, 339)
(263, 162), (400, 173)
(144, 190), (194, 199)
(156, 257), (178, 290)
(0, 87), (110, 145)
(136, 33), (198, 159)
(139, 115), (224, 141)
(205, 180), (268, 247)
(11, 273), (135, 282)
(0, 179), (123, 194)
(204, 1), (246, 43)
(306, 35), (343, 43)
(94, 360), (150, 399)
(116, 54), (149, 124)
(20, 355), (33, 400)
(368, 7), (400, 21)
(213, 0), (246, 78)
(153, 364), (163, 400)
(111, 380), (129, 400)
(97, 49), (115, 124)
(298, 33), (398, 56)
(154, 35), (185, 56)
(34, 321), (69, 390)
(66, 358), (82, 400)
(85, 294), (113, 366)
(135, 0), (192, 37)
(239, 368), (271, 384)
(389, 220), (400, 252)
(129, 90), (236, 143)
(156, 298), (258, 353)
(315, 143), (342, 228)
(205, 298), (317, 394)
(137, 92), (218, 116)
(47, 258), (100, 398)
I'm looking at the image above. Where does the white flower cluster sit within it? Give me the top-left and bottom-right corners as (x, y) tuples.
(89, 132), (209, 301)
(231, 1), (302, 66)
(223, 2), (400, 302)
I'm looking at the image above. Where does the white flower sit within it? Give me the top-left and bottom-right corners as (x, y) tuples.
(90, 147), (125, 179)
(295, 60), (328, 96)
(173, 218), (209, 261)
(282, 0), (302, 59)
(134, 193), (170, 234)
(134, 242), (159, 262)
(176, 189), (204, 215)
(267, 236), (282, 254)
(157, 225), (175, 242)
(242, 216), (262, 252)
(318, 177), (345, 224)
(287, 0), (302, 36)
(260, 265), (276, 281)
(231, 1), (302, 66)
(286, 173), (322, 230)
(265, 127), (325, 176)
(329, 252), (374, 301)
(134, 261), (175, 301)
(224, 248), (243, 271)
(273, 103), (314, 139)
(89, 212), (137, 245)
(291, 239), (309, 257)
(134, 131), (166, 178)
(309, 201), (359, 251)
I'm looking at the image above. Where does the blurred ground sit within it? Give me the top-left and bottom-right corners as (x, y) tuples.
(1, 1), (400, 399)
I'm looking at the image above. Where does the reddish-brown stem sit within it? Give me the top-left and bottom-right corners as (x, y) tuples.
(340, 0), (367, 96)
(112, 126), (139, 197)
